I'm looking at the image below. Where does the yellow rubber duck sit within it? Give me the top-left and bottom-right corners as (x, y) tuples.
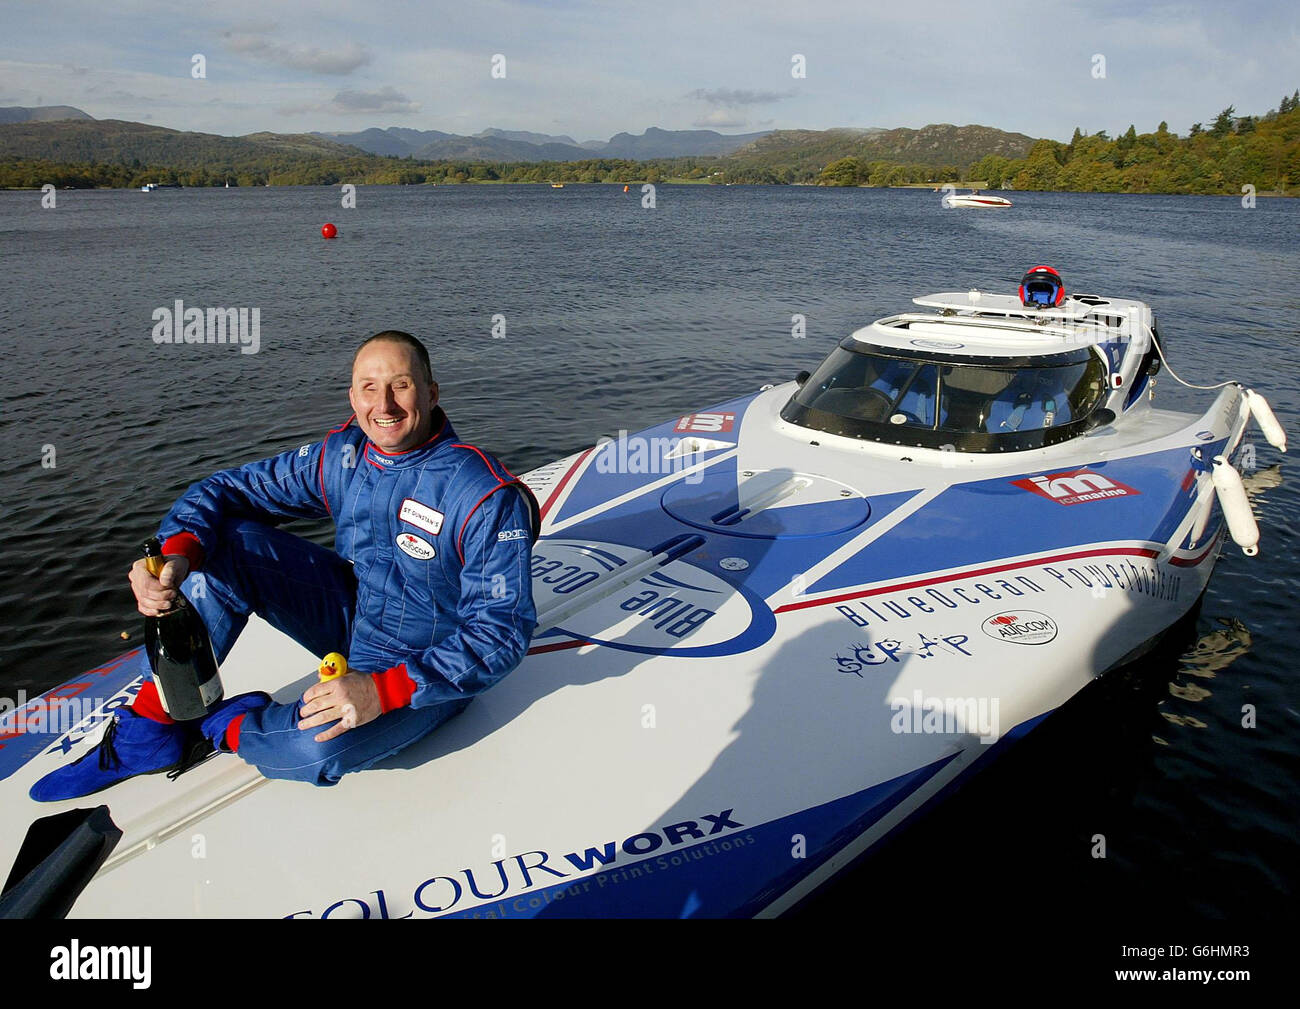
(318, 652), (348, 682)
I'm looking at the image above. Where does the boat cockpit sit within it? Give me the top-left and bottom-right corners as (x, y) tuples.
(781, 341), (1110, 452)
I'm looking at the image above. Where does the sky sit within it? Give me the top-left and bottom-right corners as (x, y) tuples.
(1, 0), (1297, 143)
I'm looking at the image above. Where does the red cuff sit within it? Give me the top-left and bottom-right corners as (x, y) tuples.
(225, 713), (247, 752)
(161, 532), (205, 572)
(371, 664), (418, 713)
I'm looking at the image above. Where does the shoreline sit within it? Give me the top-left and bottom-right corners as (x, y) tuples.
(3, 181), (1293, 197)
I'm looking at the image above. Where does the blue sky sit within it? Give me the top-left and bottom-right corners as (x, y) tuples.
(2, 0), (1296, 142)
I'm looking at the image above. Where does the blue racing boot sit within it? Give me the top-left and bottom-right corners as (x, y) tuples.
(29, 708), (187, 802)
(200, 692), (273, 753)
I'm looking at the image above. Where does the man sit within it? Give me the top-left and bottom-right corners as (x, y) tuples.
(32, 331), (538, 800)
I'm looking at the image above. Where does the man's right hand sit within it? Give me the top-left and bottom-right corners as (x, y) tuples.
(129, 555), (191, 617)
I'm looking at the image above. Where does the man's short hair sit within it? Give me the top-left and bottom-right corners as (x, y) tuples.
(353, 330), (435, 384)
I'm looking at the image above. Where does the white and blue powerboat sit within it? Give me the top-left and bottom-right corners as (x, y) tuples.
(0, 267), (1285, 918)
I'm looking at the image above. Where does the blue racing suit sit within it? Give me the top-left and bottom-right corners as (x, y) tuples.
(153, 407), (539, 784)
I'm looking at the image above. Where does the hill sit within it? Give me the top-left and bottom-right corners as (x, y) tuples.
(0, 105), (94, 125)
(722, 124), (1033, 183)
(0, 119), (361, 166)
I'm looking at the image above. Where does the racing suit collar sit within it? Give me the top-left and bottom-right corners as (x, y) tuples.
(363, 407), (457, 470)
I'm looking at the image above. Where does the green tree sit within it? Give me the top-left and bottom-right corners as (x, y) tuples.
(1211, 106), (1236, 138)
(817, 156), (861, 186)
(1013, 140), (1063, 190)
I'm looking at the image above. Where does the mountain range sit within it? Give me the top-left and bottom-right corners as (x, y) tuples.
(4, 99), (1293, 197)
(313, 124), (777, 160)
(0, 107), (1028, 170)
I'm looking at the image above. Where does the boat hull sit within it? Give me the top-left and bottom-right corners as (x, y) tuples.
(0, 383), (1252, 917)
(946, 195), (1012, 207)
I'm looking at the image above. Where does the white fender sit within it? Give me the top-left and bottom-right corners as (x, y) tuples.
(1211, 456), (1260, 556)
(1245, 389), (1287, 452)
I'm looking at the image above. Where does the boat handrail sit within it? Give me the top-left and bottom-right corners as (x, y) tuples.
(874, 312), (1115, 341)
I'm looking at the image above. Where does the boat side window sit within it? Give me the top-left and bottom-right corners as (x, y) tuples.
(801, 352), (938, 426)
(938, 365), (1017, 432)
(939, 360), (1104, 434)
(890, 363), (938, 426)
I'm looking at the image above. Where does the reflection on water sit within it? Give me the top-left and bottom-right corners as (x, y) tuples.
(1180, 617), (1252, 680)
(1242, 464), (1284, 497)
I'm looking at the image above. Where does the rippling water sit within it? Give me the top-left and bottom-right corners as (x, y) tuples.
(0, 184), (1296, 922)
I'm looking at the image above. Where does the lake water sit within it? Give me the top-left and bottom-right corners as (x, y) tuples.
(0, 183), (1296, 924)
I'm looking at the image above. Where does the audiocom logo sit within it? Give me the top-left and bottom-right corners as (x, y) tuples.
(1011, 469), (1140, 506)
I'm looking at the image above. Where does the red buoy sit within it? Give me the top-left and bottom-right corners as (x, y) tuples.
(321, 222), (338, 239)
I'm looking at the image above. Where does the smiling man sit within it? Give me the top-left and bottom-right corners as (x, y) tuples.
(31, 331), (539, 800)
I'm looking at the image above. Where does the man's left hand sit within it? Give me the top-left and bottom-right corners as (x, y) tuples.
(299, 673), (382, 743)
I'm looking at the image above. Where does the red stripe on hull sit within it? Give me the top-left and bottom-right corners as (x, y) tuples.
(1168, 535), (1220, 568)
(538, 448), (593, 522)
(527, 638), (592, 655)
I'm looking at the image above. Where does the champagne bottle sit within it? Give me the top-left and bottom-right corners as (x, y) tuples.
(142, 537), (224, 720)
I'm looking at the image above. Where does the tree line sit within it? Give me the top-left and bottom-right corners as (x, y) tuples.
(817, 92), (1300, 194)
(0, 154), (713, 189)
(3, 91), (1296, 195)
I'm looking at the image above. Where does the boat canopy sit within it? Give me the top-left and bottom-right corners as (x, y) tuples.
(781, 340), (1108, 452)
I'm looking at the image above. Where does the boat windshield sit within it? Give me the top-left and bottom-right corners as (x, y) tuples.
(780, 341), (1108, 451)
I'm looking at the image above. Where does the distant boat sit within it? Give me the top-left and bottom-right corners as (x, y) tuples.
(140, 183), (181, 192)
(551, 183), (565, 189)
(945, 189), (1012, 208)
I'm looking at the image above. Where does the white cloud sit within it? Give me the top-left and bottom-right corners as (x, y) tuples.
(686, 88), (790, 106)
(276, 87), (420, 117)
(332, 87), (418, 113)
(692, 109), (750, 128)
(223, 33), (370, 74)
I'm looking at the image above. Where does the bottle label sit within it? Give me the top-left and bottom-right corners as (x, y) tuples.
(153, 673), (173, 715)
(199, 672), (224, 708)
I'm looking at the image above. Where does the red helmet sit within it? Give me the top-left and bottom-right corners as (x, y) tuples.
(1019, 265), (1066, 307)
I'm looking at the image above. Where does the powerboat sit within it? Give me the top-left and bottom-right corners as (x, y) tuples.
(945, 189), (1012, 207)
(0, 267), (1285, 918)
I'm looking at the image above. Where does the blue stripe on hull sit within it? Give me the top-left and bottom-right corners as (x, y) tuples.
(444, 753), (960, 919)
(551, 392), (758, 524)
(0, 648), (145, 782)
(809, 448), (1200, 595)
